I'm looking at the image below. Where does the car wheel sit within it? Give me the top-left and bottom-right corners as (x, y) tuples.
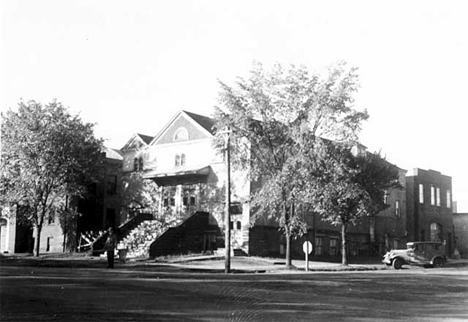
(432, 257), (444, 268)
(393, 258), (404, 269)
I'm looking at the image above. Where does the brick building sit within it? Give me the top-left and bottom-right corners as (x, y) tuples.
(120, 110), (435, 259)
(405, 168), (454, 253)
(77, 147), (123, 233)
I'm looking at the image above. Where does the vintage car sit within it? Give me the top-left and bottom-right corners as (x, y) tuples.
(382, 241), (447, 269)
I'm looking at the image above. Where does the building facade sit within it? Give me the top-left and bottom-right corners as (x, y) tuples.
(119, 111), (252, 254)
(453, 213), (468, 258)
(120, 110), (448, 259)
(406, 168), (454, 253)
(4, 110), (457, 258)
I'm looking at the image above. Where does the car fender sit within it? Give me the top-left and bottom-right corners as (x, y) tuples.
(392, 256), (407, 264)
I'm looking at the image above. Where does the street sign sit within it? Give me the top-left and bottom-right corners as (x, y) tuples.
(303, 241), (313, 272)
(303, 241), (313, 254)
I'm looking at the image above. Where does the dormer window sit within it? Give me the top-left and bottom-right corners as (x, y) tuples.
(174, 127), (189, 142)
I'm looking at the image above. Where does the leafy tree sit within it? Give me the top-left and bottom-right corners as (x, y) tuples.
(305, 144), (400, 265)
(57, 196), (80, 252)
(121, 172), (160, 220)
(213, 61), (368, 268)
(1, 100), (104, 256)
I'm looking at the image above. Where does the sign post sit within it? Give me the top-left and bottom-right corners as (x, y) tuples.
(302, 241), (313, 272)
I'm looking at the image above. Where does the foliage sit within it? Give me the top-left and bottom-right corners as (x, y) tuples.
(354, 151), (402, 215)
(305, 143), (401, 264)
(1, 100), (104, 256)
(121, 171), (160, 218)
(213, 61), (368, 267)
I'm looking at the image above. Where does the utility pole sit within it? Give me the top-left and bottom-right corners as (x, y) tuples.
(221, 128), (232, 273)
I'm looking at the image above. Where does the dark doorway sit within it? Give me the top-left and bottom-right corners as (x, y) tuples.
(15, 221), (33, 253)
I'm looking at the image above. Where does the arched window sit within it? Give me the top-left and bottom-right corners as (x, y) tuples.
(174, 127), (189, 142)
(430, 223), (442, 241)
(175, 154), (180, 167)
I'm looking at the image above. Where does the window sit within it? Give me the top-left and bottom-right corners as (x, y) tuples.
(175, 154), (186, 167)
(180, 154), (186, 166)
(447, 190), (451, 208)
(163, 198), (169, 207)
(431, 186), (435, 205)
(107, 175), (117, 195)
(173, 127), (189, 141)
(430, 223), (442, 241)
(134, 157), (143, 171)
(395, 200), (400, 217)
(183, 197), (188, 206)
(236, 221), (242, 230)
(48, 212), (55, 225)
(436, 187), (441, 207)
(190, 196), (196, 206)
(46, 237), (53, 252)
(419, 184), (424, 203)
(329, 239), (338, 256)
(383, 190), (388, 205)
(170, 198), (175, 206)
(315, 237), (323, 255)
(138, 157), (143, 171)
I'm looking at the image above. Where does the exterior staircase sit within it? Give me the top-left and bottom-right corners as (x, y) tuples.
(91, 212), (153, 256)
(117, 220), (165, 258)
(92, 211), (223, 260)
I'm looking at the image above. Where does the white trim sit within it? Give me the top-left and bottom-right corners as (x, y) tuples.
(121, 133), (151, 151)
(150, 137), (211, 148)
(150, 111), (214, 146)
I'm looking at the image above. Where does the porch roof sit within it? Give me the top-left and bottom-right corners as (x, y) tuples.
(142, 165), (211, 186)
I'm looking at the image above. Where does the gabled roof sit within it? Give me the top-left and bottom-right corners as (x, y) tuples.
(121, 133), (154, 151)
(103, 147), (123, 161)
(150, 110), (215, 145)
(182, 110), (216, 135)
(137, 133), (154, 145)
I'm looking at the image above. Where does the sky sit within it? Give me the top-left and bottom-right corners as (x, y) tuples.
(1, 0), (467, 211)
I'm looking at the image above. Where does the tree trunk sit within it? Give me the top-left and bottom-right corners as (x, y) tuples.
(34, 225), (42, 257)
(285, 229), (292, 269)
(63, 226), (67, 252)
(341, 223), (348, 265)
(284, 202), (292, 270)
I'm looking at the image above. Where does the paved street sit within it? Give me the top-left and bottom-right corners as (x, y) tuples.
(1, 260), (468, 322)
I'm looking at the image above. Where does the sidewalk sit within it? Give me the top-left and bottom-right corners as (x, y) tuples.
(153, 255), (388, 273)
(1, 253), (467, 273)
